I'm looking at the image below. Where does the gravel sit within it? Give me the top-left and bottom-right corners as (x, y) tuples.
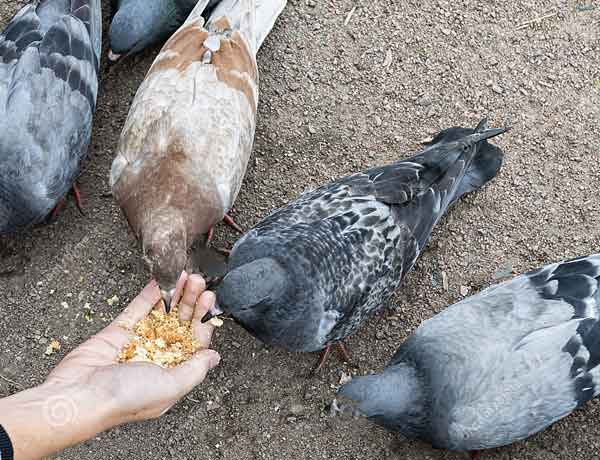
(1, 1), (600, 459)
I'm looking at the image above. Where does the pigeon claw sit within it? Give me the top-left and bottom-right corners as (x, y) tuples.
(311, 342), (353, 375)
(48, 183), (84, 221)
(223, 212), (244, 234)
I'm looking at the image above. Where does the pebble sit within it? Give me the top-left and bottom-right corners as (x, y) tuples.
(492, 84), (504, 94)
(460, 285), (470, 297)
(441, 271), (449, 291)
(289, 404), (306, 416)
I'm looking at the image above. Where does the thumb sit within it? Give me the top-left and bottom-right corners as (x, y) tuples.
(167, 349), (221, 397)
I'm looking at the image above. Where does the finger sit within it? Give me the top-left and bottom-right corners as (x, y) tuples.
(167, 349), (221, 397)
(114, 280), (161, 330)
(178, 274), (206, 322)
(192, 291), (217, 348)
(169, 271), (189, 311)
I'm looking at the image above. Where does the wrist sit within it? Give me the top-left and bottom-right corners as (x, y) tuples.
(0, 382), (118, 459)
(36, 379), (120, 437)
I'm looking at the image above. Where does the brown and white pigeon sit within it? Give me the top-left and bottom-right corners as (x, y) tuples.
(110, 0), (287, 307)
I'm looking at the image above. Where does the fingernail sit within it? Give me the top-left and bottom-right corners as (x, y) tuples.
(209, 351), (221, 369)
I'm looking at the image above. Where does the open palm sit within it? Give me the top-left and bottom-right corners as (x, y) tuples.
(45, 274), (220, 425)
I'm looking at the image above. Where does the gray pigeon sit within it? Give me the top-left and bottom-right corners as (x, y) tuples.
(108, 0), (219, 61)
(336, 254), (600, 458)
(215, 120), (508, 368)
(0, 0), (102, 234)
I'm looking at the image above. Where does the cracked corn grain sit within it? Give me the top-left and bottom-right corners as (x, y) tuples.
(118, 307), (201, 368)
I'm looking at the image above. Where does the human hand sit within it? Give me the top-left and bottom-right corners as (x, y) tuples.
(46, 273), (220, 426)
(0, 273), (220, 460)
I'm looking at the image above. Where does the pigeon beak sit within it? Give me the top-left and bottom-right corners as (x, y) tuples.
(201, 301), (224, 324)
(107, 49), (122, 63)
(160, 288), (176, 313)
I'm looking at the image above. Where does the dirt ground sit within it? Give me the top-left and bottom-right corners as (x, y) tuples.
(1, 0), (600, 459)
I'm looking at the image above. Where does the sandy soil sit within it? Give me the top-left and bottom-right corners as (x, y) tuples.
(1, 1), (600, 459)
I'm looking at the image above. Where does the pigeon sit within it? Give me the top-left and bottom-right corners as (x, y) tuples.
(107, 0), (221, 62)
(0, 0), (102, 234)
(214, 120), (508, 369)
(110, 0), (287, 308)
(335, 254), (600, 458)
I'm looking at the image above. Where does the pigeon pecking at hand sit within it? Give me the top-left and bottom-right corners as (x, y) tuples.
(0, 0), (102, 234)
(335, 254), (600, 459)
(107, 0), (221, 62)
(110, 0), (287, 310)
(214, 119), (508, 371)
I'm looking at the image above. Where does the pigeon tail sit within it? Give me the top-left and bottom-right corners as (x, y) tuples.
(205, 0), (287, 53)
(449, 119), (508, 203)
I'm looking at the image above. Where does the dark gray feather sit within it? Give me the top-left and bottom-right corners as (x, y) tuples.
(0, 0), (101, 233)
(218, 121), (507, 352)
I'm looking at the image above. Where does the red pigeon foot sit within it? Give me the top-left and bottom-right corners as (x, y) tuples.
(223, 212), (244, 234)
(49, 183), (84, 221)
(312, 342), (353, 374)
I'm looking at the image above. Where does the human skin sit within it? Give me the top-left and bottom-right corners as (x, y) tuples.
(0, 273), (220, 460)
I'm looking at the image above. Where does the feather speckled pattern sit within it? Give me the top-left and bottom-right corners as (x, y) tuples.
(0, 0), (101, 234)
(111, 0), (287, 294)
(217, 121), (508, 352)
(338, 254), (600, 454)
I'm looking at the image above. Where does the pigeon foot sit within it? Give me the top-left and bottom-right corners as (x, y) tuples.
(49, 183), (84, 221)
(312, 342), (353, 375)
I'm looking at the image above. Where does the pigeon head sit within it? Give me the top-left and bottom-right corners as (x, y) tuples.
(141, 211), (188, 309)
(336, 364), (427, 434)
(216, 258), (292, 341)
(108, 0), (178, 60)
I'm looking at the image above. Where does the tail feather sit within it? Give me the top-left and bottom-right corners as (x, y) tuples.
(424, 119), (507, 204)
(452, 137), (504, 200)
(255, 0), (287, 50)
(205, 0), (286, 52)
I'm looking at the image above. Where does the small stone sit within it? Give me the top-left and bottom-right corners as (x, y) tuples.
(207, 402), (222, 412)
(374, 115), (382, 127)
(418, 95), (432, 106)
(288, 81), (301, 91)
(492, 84), (504, 94)
(441, 271), (449, 291)
(106, 295), (119, 306)
(382, 49), (393, 68)
(460, 285), (470, 297)
(308, 125), (316, 134)
(289, 404), (305, 416)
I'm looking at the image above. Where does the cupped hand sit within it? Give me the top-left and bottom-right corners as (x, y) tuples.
(45, 273), (220, 428)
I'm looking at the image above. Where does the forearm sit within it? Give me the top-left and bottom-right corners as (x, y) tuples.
(0, 383), (114, 460)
